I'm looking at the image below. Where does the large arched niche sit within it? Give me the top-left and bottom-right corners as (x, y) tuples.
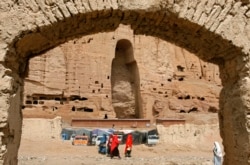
(111, 39), (142, 119)
(0, 1), (249, 164)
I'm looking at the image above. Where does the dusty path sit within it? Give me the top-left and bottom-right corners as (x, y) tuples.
(18, 139), (214, 165)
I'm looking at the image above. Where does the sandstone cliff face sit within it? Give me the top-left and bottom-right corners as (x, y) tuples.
(23, 25), (221, 122)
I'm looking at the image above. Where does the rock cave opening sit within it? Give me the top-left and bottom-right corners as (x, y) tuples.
(111, 39), (142, 119)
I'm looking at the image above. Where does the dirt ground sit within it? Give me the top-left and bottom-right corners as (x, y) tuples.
(18, 137), (215, 165)
(19, 109), (220, 165)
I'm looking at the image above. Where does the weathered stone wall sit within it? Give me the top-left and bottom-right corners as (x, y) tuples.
(157, 123), (222, 152)
(21, 117), (62, 141)
(0, 0), (249, 164)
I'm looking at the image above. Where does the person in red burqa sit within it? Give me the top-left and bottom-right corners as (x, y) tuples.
(124, 133), (133, 157)
(106, 134), (113, 157)
(110, 134), (121, 159)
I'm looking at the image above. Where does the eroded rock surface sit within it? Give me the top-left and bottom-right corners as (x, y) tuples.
(23, 25), (221, 122)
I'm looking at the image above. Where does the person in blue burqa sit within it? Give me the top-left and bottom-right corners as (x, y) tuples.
(98, 134), (107, 154)
(213, 141), (223, 165)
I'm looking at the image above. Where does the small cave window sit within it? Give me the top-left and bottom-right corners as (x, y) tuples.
(158, 91), (163, 94)
(107, 76), (110, 79)
(180, 110), (186, 113)
(178, 77), (184, 81)
(25, 100), (32, 104)
(177, 65), (185, 72)
(55, 97), (61, 101)
(84, 107), (93, 112)
(188, 107), (198, 113)
(101, 83), (103, 88)
(92, 90), (95, 93)
(161, 83), (164, 86)
(178, 96), (183, 100)
(33, 100), (38, 104)
(95, 81), (99, 84)
(106, 95), (108, 98)
(197, 97), (205, 101)
(153, 88), (157, 91)
(52, 106), (58, 111)
(167, 79), (172, 82)
(164, 95), (168, 97)
(190, 63), (194, 69)
(185, 95), (190, 99)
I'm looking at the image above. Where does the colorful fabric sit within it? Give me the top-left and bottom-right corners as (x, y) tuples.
(125, 134), (133, 153)
(110, 134), (121, 158)
(111, 135), (119, 152)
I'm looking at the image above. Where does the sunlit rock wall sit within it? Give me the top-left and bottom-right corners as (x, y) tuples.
(23, 25), (221, 120)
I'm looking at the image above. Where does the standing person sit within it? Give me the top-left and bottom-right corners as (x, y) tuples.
(213, 141), (223, 165)
(110, 134), (121, 159)
(124, 133), (133, 157)
(107, 134), (113, 157)
(98, 134), (107, 154)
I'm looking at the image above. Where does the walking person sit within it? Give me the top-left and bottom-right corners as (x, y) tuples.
(110, 134), (121, 159)
(213, 141), (223, 165)
(124, 133), (133, 157)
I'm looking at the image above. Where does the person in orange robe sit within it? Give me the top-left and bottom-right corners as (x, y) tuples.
(124, 133), (133, 157)
(110, 134), (121, 159)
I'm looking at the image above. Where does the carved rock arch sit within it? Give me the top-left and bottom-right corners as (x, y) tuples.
(0, 1), (249, 164)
